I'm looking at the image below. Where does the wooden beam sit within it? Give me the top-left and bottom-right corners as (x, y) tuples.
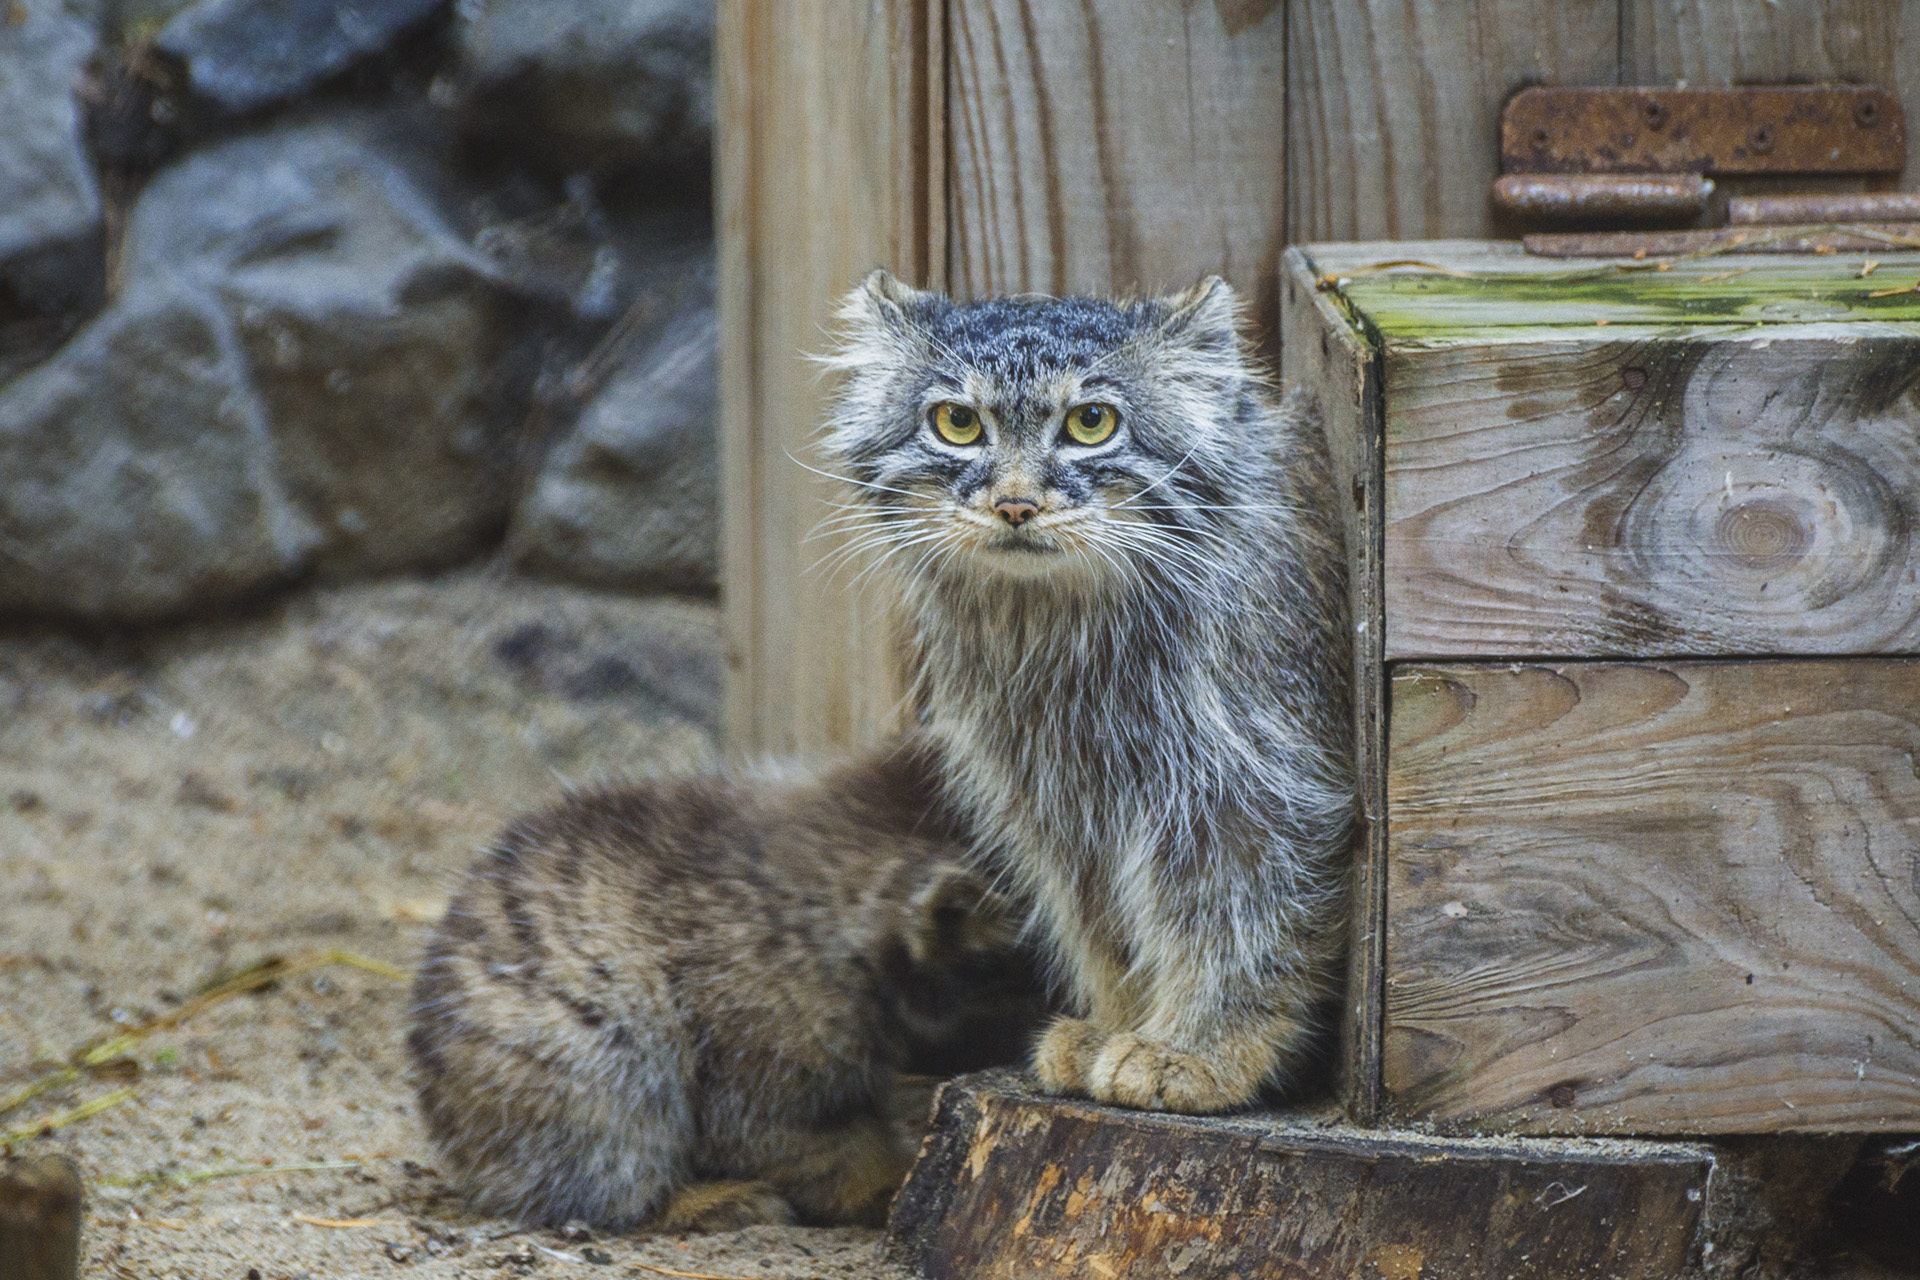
(1385, 659), (1920, 1133)
(1279, 247), (1385, 1122)
(889, 1070), (1717, 1280)
(716, 0), (941, 754)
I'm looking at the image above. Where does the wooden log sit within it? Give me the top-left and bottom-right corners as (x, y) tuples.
(1385, 660), (1920, 1134)
(888, 1070), (1716, 1280)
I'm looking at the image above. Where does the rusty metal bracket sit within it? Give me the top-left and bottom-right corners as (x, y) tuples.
(1502, 85), (1905, 176)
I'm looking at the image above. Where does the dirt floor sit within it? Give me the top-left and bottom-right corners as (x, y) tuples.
(0, 565), (909, 1280)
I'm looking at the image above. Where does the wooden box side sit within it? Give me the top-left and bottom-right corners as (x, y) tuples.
(1280, 248), (1384, 1121)
(1378, 326), (1920, 661)
(1383, 658), (1920, 1134)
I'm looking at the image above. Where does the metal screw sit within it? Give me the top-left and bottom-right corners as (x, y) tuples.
(1532, 127), (1550, 148)
(1643, 99), (1668, 129)
(1750, 125), (1775, 154)
(1855, 100), (1880, 128)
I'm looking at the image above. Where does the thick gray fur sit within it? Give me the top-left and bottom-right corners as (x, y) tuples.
(822, 273), (1354, 1112)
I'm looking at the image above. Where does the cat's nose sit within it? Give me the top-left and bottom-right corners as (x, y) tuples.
(993, 498), (1040, 526)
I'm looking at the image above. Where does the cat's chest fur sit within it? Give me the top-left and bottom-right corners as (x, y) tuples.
(916, 586), (1237, 871)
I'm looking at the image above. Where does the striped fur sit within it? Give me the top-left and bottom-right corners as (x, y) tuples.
(406, 741), (1043, 1229)
(822, 272), (1355, 1112)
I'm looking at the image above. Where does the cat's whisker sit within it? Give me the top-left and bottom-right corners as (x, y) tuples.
(1111, 447), (1202, 510)
(784, 450), (932, 501)
(808, 525), (950, 579)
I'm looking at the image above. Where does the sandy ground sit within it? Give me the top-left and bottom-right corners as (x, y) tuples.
(0, 566), (909, 1280)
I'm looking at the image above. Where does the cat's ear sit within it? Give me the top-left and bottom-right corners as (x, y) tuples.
(844, 269), (938, 338)
(906, 865), (1016, 965)
(1153, 275), (1245, 352)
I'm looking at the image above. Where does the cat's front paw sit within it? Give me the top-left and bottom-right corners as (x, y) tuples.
(1085, 1033), (1259, 1114)
(1032, 1016), (1106, 1093)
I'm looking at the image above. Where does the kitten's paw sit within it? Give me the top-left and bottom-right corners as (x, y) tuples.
(657, 1181), (795, 1233)
(1032, 1016), (1105, 1093)
(1086, 1033), (1258, 1114)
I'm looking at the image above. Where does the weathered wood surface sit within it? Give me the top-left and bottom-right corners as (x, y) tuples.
(1622, 0), (1920, 196)
(1377, 325), (1920, 660)
(888, 1070), (1716, 1280)
(1285, 0), (1619, 245)
(946, 0), (1288, 340)
(1385, 660), (1920, 1134)
(0, 1155), (82, 1280)
(1308, 241), (1920, 334)
(716, 0), (937, 754)
(1280, 247), (1385, 1121)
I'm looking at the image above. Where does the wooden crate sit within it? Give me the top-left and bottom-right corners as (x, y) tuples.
(1282, 241), (1920, 1135)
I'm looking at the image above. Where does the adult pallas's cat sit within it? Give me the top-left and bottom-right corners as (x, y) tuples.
(823, 273), (1354, 1113)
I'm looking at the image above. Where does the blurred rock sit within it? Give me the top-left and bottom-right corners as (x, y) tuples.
(0, 277), (318, 621)
(455, 0), (711, 172)
(155, 0), (447, 114)
(0, 0), (105, 317)
(0, 112), (513, 622)
(122, 113), (513, 581)
(511, 285), (717, 593)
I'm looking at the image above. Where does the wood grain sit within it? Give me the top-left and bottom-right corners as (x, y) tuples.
(716, 0), (938, 754)
(1280, 247), (1385, 1121)
(1623, 0), (1920, 200)
(888, 1069), (1716, 1280)
(946, 0), (1287, 342)
(1284, 0), (1619, 245)
(1385, 660), (1920, 1133)
(1376, 326), (1920, 660)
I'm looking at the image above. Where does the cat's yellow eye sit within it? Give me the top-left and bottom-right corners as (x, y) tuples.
(1063, 403), (1119, 446)
(933, 402), (982, 446)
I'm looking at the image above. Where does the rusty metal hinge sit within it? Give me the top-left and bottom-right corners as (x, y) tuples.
(1493, 84), (1915, 256)
(1502, 85), (1904, 179)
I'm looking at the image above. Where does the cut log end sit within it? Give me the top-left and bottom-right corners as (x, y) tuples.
(889, 1070), (1723, 1280)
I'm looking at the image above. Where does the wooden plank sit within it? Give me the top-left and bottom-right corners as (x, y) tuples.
(1374, 324), (1920, 660)
(1284, 0), (1619, 245)
(716, 0), (939, 754)
(1384, 660), (1920, 1134)
(1280, 247), (1385, 1121)
(1307, 240), (1920, 335)
(1623, 0), (1920, 199)
(888, 1070), (1717, 1280)
(946, 0), (1287, 343)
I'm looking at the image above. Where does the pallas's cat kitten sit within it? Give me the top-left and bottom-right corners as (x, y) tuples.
(406, 743), (1039, 1231)
(824, 272), (1354, 1113)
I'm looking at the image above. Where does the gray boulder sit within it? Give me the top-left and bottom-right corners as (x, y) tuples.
(0, 0), (104, 316)
(0, 113), (511, 622)
(155, 0), (446, 114)
(510, 292), (717, 593)
(0, 278), (319, 620)
(122, 114), (512, 581)
(455, 0), (711, 171)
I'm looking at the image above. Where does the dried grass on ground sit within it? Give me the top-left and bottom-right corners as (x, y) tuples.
(0, 566), (906, 1280)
